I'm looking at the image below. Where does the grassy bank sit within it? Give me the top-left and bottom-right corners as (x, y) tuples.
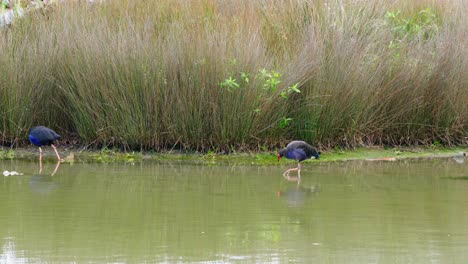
(0, 0), (467, 151)
(2, 146), (466, 165)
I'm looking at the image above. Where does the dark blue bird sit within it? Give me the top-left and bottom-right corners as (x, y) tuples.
(28, 126), (62, 162)
(277, 141), (320, 178)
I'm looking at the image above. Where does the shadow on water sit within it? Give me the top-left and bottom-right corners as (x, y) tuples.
(29, 174), (59, 195)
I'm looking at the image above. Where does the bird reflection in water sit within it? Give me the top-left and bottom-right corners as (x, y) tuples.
(452, 152), (466, 164)
(29, 161), (61, 195)
(39, 159), (61, 176)
(277, 174), (319, 208)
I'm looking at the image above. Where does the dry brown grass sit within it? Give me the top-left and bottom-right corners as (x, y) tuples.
(0, 0), (466, 150)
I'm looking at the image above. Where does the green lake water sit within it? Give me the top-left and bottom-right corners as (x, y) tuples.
(0, 157), (467, 263)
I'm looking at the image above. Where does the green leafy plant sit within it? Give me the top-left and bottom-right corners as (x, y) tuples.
(93, 148), (141, 162)
(279, 117), (293, 129)
(279, 83), (301, 99)
(220, 76), (240, 92)
(0, 149), (15, 160)
(257, 69), (282, 92)
(386, 8), (440, 40)
(240, 72), (249, 83)
(431, 140), (442, 149)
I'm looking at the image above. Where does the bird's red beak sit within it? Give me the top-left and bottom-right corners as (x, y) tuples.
(277, 154), (281, 161)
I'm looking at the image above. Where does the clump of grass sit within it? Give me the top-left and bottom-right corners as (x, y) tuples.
(92, 148), (142, 163)
(0, 0), (466, 152)
(287, 0), (467, 148)
(0, 149), (14, 160)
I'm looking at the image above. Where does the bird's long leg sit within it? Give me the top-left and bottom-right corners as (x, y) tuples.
(283, 172), (301, 183)
(283, 162), (302, 179)
(51, 144), (63, 162)
(283, 167), (298, 177)
(39, 147), (43, 174)
(297, 162), (301, 178)
(39, 158), (43, 174)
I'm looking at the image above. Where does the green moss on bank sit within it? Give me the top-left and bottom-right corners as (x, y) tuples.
(2, 146), (465, 165)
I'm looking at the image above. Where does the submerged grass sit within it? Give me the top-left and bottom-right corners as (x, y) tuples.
(0, 0), (467, 151)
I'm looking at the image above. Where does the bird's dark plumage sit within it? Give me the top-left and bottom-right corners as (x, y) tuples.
(278, 140), (319, 162)
(28, 126), (61, 147)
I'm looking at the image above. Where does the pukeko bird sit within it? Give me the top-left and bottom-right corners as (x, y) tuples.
(277, 141), (320, 178)
(28, 126), (62, 162)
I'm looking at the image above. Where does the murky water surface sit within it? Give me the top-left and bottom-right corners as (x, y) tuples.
(1, 157), (467, 263)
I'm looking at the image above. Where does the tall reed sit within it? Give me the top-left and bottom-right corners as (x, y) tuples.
(0, 0), (466, 150)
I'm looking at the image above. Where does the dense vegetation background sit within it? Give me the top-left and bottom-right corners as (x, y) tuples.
(0, 0), (467, 151)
